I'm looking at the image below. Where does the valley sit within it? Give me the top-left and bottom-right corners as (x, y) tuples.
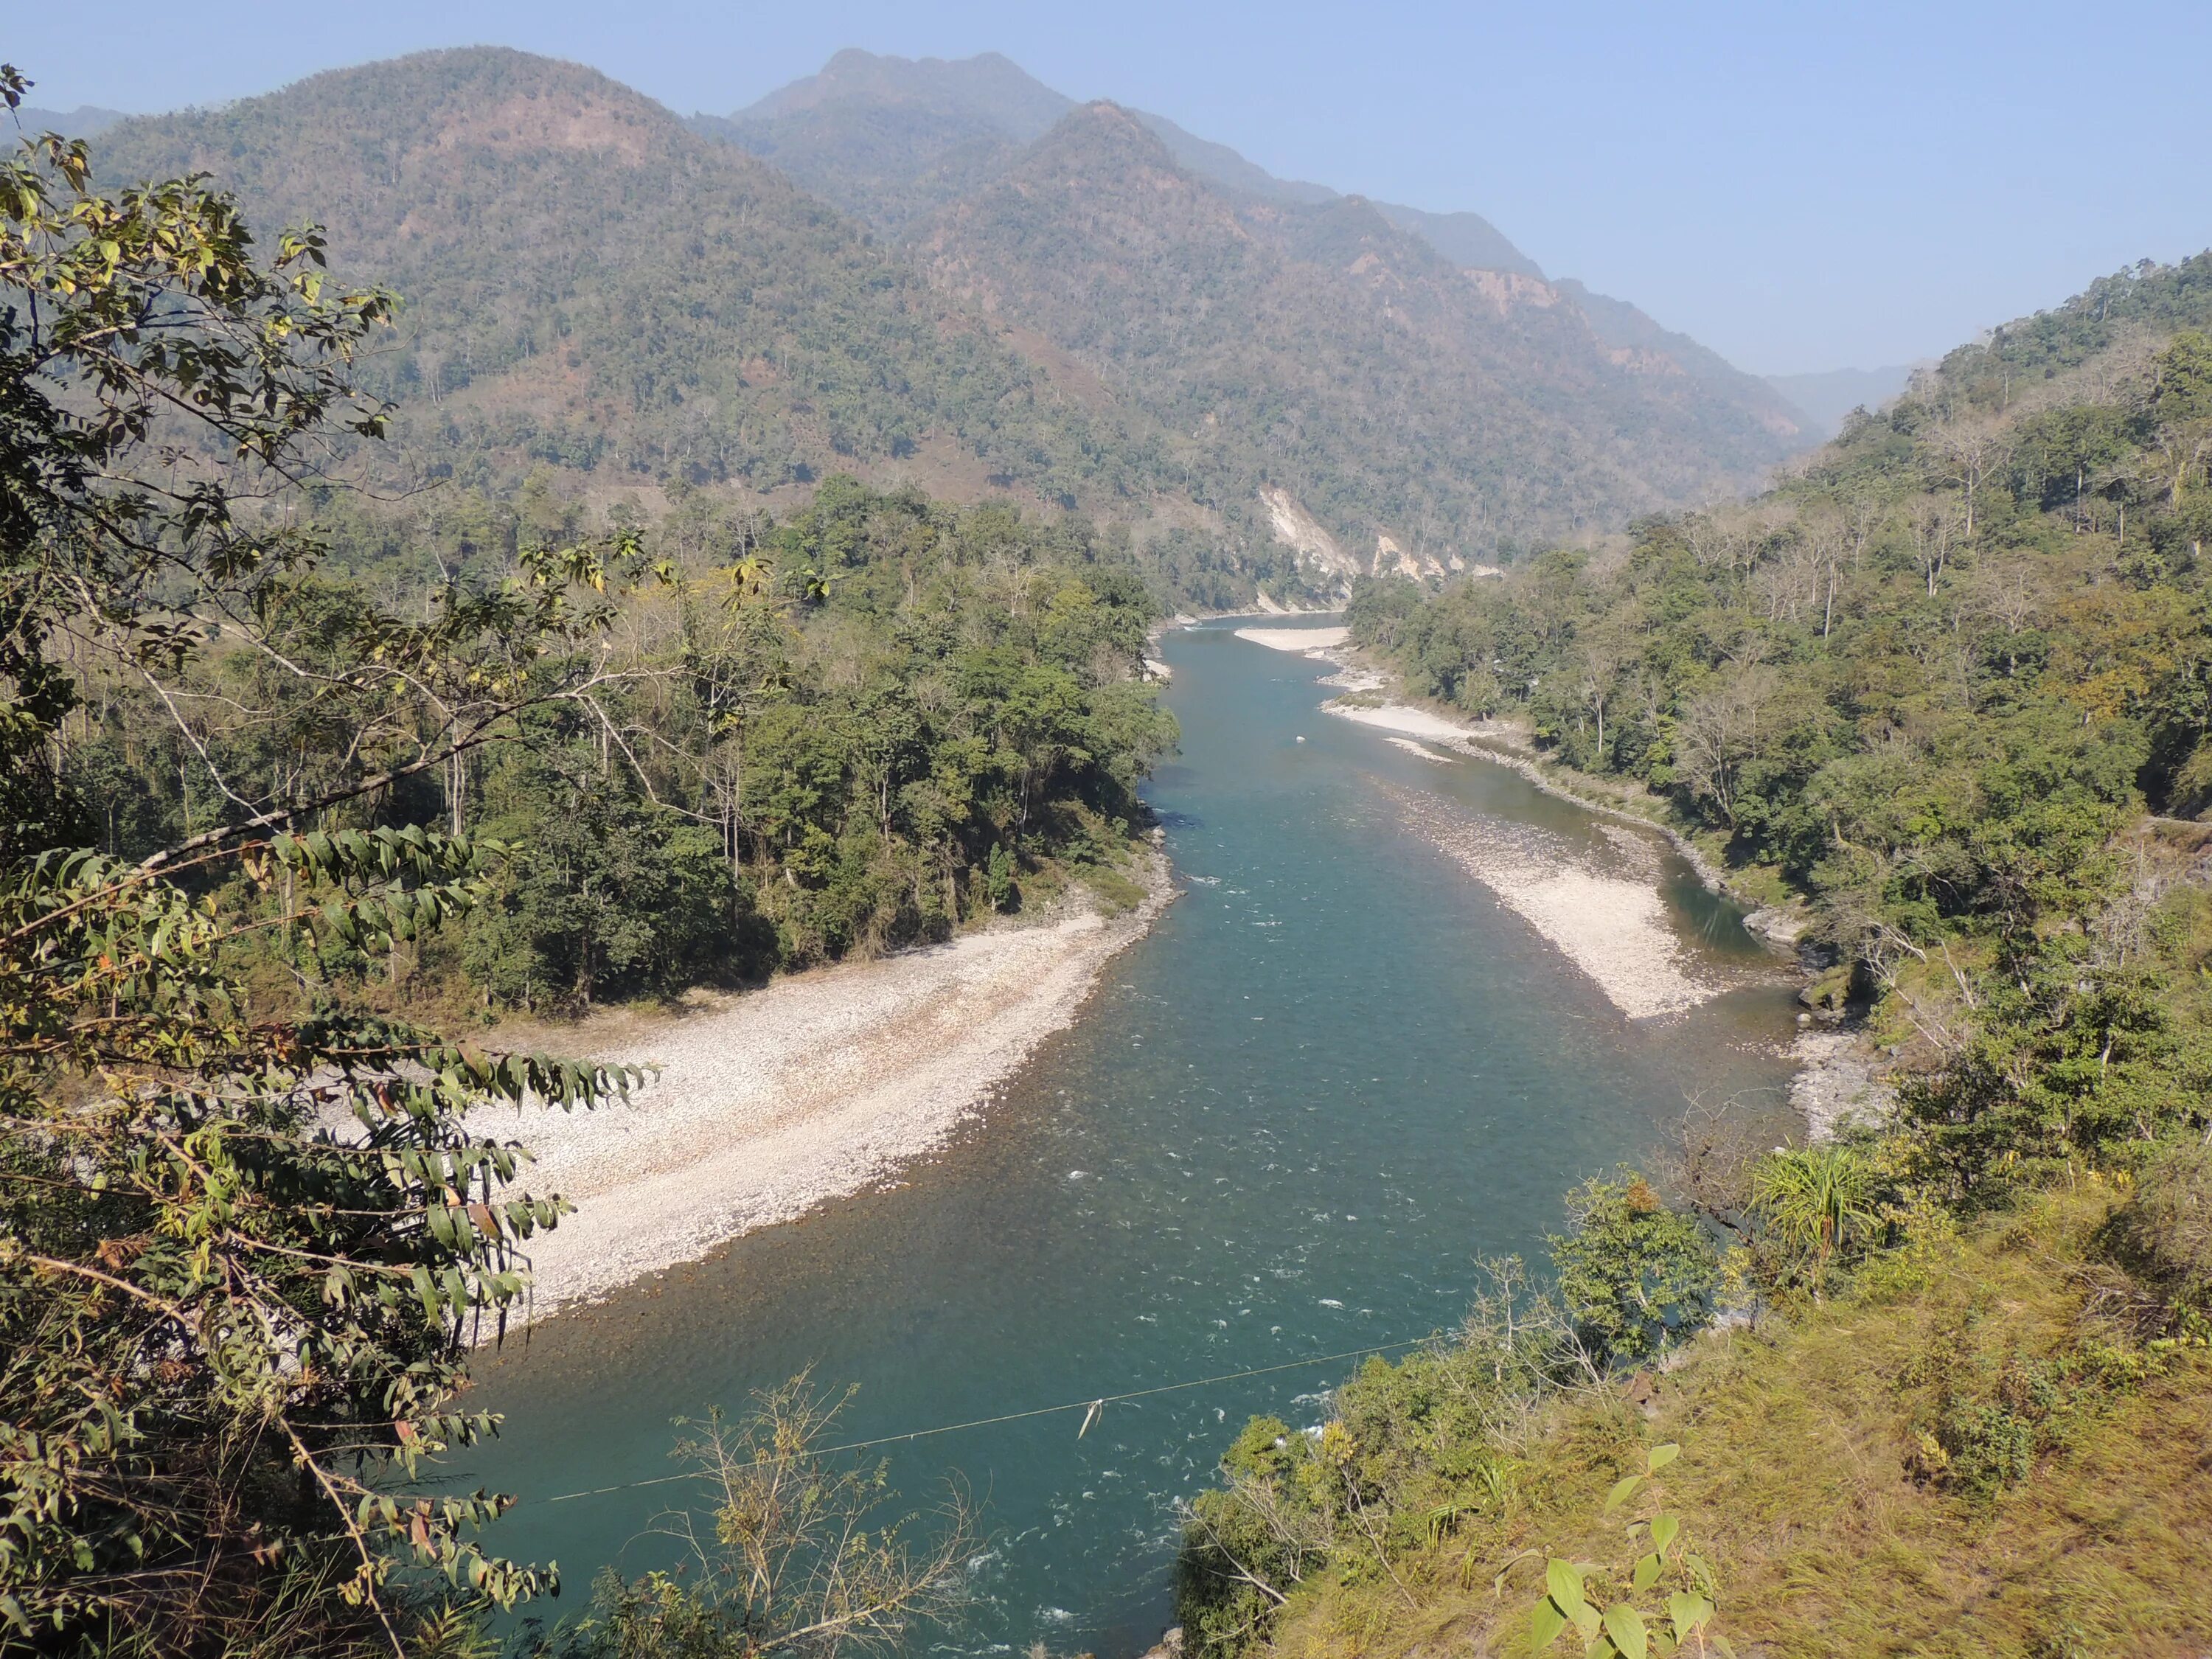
(9, 27), (2212, 1659)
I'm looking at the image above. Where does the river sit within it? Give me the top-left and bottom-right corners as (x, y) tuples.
(456, 617), (1800, 1655)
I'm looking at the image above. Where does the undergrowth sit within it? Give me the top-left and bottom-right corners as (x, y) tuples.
(1195, 1187), (2212, 1659)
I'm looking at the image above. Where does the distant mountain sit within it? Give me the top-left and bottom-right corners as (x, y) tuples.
(734, 47), (1071, 139)
(698, 48), (1528, 273)
(74, 45), (1814, 596)
(1559, 279), (1810, 429)
(14, 104), (130, 136)
(913, 102), (1807, 564)
(1764, 363), (1921, 439)
(88, 49), (1147, 507)
(1374, 203), (1541, 278)
(698, 51), (1810, 571)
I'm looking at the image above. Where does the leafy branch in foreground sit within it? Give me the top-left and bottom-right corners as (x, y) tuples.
(1, 76), (641, 1655)
(1, 825), (641, 1652)
(1526, 1443), (1728, 1659)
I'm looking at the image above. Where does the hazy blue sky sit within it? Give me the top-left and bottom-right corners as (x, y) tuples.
(13, 1), (2210, 375)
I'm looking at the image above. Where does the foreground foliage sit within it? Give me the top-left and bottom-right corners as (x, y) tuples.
(519, 1377), (971, 1659)
(1186, 1185), (2211, 1659)
(1, 78), (639, 1652)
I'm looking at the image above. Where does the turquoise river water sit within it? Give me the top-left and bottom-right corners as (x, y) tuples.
(456, 618), (1801, 1655)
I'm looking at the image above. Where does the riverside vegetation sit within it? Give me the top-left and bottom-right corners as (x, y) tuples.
(1169, 259), (2212, 1655)
(0, 80), (1167, 1656)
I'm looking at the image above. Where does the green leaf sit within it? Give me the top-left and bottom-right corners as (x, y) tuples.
(1632, 1551), (1663, 1592)
(1668, 1591), (1713, 1640)
(1604, 1603), (1648, 1659)
(1651, 1512), (1680, 1555)
(1546, 1558), (1587, 1617)
(1532, 1599), (1568, 1648)
(1646, 1442), (1680, 1472)
(1604, 1472), (1644, 1514)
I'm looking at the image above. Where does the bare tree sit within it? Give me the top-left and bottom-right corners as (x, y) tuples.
(613, 1375), (976, 1658)
(1571, 627), (1635, 761)
(1751, 521), (1824, 626)
(1674, 664), (1779, 827)
(1924, 414), (2008, 537)
(1906, 495), (1961, 597)
(1959, 551), (2047, 681)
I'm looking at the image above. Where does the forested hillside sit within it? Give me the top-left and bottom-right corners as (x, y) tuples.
(709, 50), (1809, 567)
(79, 46), (1815, 601)
(76, 473), (1176, 1010)
(88, 49), (1160, 509)
(1172, 253), (2212, 1658)
(914, 103), (1806, 568)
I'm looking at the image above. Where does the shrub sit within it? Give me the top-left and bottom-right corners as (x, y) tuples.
(2111, 1137), (2212, 1307)
(1549, 1174), (1722, 1369)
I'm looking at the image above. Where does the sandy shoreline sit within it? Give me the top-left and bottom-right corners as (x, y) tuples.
(1234, 625), (1349, 653)
(1273, 637), (1879, 1116)
(1311, 689), (1726, 1019)
(477, 859), (1172, 1324)
(1378, 782), (1718, 1020)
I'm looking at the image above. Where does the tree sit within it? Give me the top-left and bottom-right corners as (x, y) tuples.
(1547, 1172), (1721, 1370)
(464, 762), (754, 1007)
(1924, 414), (2006, 537)
(2149, 330), (2212, 509)
(1672, 665), (1776, 830)
(1, 80), (634, 1653)
(1571, 627), (1634, 767)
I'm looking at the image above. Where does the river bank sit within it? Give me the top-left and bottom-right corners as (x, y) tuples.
(1237, 623), (1804, 936)
(473, 855), (1175, 1324)
(1223, 616), (1888, 1129)
(1232, 622), (1754, 1022)
(463, 619), (1809, 1653)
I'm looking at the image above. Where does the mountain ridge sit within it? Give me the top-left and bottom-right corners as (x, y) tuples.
(75, 46), (1811, 593)
(911, 100), (1806, 563)
(700, 49), (1806, 450)
(86, 48), (1163, 515)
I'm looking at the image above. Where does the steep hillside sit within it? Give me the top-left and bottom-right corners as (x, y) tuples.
(914, 104), (1808, 563)
(88, 49), (1151, 505)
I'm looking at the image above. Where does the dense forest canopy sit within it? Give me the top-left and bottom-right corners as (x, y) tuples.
(74, 472), (1177, 1009)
